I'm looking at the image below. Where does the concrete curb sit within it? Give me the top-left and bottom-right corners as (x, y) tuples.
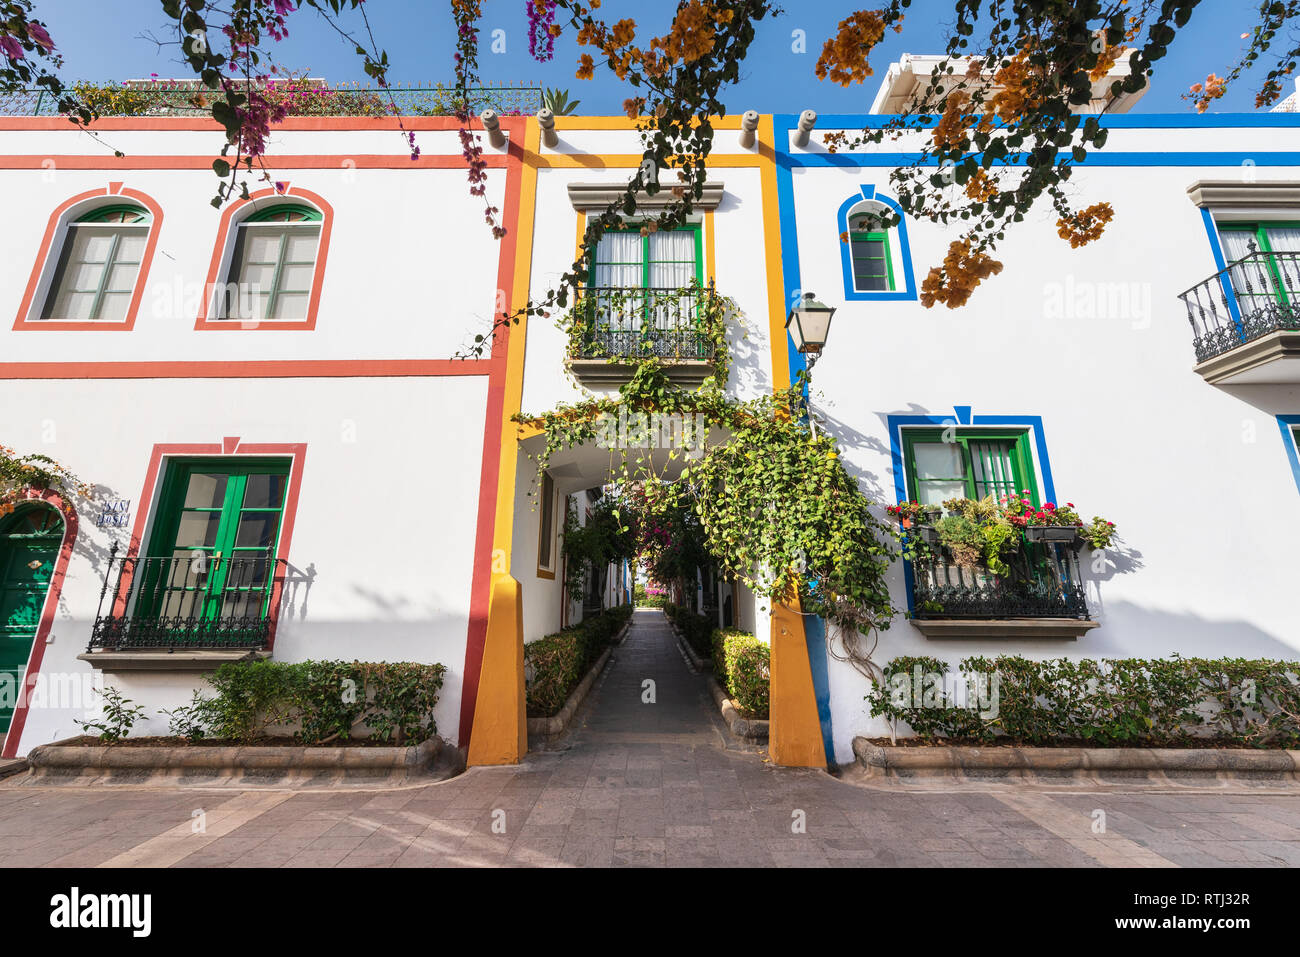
(21, 734), (465, 788)
(664, 611), (713, 672)
(526, 619), (629, 739)
(0, 758), (28, 781)
(708, 676), (769, 741)
(852, 737), (1300, 779)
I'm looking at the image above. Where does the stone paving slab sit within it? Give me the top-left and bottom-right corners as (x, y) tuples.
(0, 609), (1298, 867)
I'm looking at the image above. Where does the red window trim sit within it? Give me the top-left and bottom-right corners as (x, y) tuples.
(12, 183), (165, 332)
(194, 185), (334, 331)
(111, 440), (308, 654)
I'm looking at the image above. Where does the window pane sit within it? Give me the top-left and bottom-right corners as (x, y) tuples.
(66, 260), (107, 292)
(647, 260), (694, 289)
(242, 230), (283, 263)
(968, 441), (1017, 499)
(105, 262), (141, 293)
(48, 290), (96, 321)
(283, 229), (320, 261)
(95, 292), (132, 323)
(278, 263), (314, 292)
(174, 511), (221, 549)
(913, 442), (964, 480)
(271, 293), (309, 320)
(76, 230), (115, 263)
(648, 230), (694, 262)
(114, 232), (147, 262)
(595, 231), (641, 265)
(183, 472), (228, 509)
(235, 512), (279, 548)
(239, 262), (276, 292)
(916, 481), (965, 506)
(242, 473), (286, 509)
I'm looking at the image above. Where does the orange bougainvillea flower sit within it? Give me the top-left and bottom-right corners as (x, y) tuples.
(815, 10), (889, 87)
(576, 52), (595, 80)
(1056, 201), (1115, 248)
(919, 238), (1004, 309)
(1189, 73), (1226, 113)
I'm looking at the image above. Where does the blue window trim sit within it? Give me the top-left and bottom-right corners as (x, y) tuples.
(885, 408), (1057, 617)
(1279, 415), (1300, 494)
(1198, 207), (1244, 331)
(837, 186), (918, 302)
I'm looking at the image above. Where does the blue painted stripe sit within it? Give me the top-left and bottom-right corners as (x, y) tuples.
(1279, 416), (1300, 495)
(1198, 207), (1244, 331)
(774, 112), (1300, 130)
(776, 151), (1300, 168)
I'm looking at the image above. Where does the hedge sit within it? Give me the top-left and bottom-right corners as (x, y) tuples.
(525, 604), (632, 717)
(715, 628), (769, 719)
(663, 602), (714, 659)
(867, 655), (1300, 748)
(163, 659), (447, 745)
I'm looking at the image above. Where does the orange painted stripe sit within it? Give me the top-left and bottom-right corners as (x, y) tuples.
(0, 359), (492, 379)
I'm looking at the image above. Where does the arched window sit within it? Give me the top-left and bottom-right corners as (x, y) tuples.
(40, 205), (152, 323)
(836, 186), (917, 302)
(215, 203), (323, 323)
(845, 204), (895, 293)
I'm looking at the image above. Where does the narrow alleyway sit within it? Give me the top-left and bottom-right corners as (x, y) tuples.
(1, 609), (1299, 868)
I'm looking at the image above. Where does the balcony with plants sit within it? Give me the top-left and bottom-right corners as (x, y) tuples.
(888, 495), (1117, 639)
(562, 280), (727, 388)
(1178, 245), (1300, 385)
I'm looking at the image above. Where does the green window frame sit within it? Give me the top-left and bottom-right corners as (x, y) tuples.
(902, 429), (1040, 507)
(847, 207), (895, 293)
(1217, 221), (1300, 313)
(591, 221), (704, 290)
(138, 459), (290, 622)
(41, 204), (152, 322)
(222, 203), (322, 322)
(848, 231), (894, 292)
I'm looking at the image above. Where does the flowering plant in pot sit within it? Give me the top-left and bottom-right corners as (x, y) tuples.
(937, 495), (1021, 575)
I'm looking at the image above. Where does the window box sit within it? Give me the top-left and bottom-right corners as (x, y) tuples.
(1024, 525), (1082, 546)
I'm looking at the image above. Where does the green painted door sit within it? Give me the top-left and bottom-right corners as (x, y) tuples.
(0, 505), (64, 733)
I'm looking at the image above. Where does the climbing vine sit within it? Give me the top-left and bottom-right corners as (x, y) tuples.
(0, 444), (92, 518)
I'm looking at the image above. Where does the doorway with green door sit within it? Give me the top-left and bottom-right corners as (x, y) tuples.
(0, 503), (66, 739)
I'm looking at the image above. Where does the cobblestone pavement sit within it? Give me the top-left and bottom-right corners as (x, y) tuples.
(1, 609), (1299, 867)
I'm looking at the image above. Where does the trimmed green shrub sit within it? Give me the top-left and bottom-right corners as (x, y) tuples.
(867, 655), (1300, 747)
(525, 605), (630, 717)
(663, 602), (714, 659)
(718, 629), (769, 719)
(190, 659), (446, 745)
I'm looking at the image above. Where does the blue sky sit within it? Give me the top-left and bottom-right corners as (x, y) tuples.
(34, 0), (1271, 114)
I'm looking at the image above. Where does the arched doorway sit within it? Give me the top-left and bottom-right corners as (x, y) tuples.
(0, 503), (65, 736)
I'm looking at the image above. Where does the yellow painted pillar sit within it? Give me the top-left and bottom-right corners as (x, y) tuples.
(466, 574), (527, 766)
(768, 594), (827, 768)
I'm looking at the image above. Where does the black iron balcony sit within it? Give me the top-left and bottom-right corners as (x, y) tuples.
(1178, 250), (1300, 383)
(910, 541), (1094, 639)
(570, 286), (715, 362)
(87, 544), (285, 652)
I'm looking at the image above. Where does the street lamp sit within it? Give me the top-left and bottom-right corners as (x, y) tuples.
(785, 292), (836, 368)
(786, 292), (837, 436)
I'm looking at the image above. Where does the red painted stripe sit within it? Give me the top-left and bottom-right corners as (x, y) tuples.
(0, 360), (492, 379)
(0, 116), (525, 132)
(0, 154), (512, 170)
(457, 137), (525, 748)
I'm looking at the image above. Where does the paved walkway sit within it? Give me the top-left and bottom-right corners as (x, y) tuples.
(2, 609), (1300, 867)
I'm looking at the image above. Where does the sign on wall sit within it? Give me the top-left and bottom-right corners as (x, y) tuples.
(96, 499), (131, 528)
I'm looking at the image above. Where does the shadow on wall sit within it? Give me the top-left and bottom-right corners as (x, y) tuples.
(817, 407), (893, 503)
(1088, 599), (1299, 660)
(725, 302), (768, 396)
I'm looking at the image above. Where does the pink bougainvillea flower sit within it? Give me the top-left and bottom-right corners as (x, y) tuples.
(26, 22), (54, 52)
(274, 181), (288, 194)
(0, 35), (25, 60)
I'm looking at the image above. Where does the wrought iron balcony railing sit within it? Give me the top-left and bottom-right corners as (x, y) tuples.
(1178, 250), (1300, 363)
(88, 544), (285, 651)
(0, 82), (542, 118)
(911, 541), (1089, 620)
(571, 286), (715, 362)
